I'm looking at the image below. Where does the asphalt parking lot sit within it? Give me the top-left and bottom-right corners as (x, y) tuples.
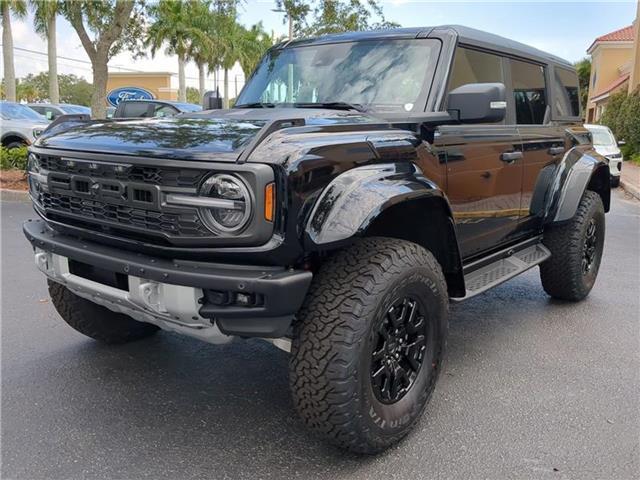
(2, 189), (639, 480)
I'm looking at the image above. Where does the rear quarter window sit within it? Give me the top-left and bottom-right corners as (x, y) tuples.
(553, 67), (580, 117)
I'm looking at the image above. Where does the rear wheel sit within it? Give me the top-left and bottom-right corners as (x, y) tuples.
(540, 191), (605, 301)
(49, 280), (159, 344)
(290, 238), (448, 454)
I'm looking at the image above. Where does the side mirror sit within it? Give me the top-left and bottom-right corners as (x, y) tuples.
(447, 82), (506, 124)
(618, 139), (626, 146)
(46, 111), (53, 120)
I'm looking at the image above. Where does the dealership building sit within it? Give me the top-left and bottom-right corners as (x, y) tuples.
(105, 69), (246, 106)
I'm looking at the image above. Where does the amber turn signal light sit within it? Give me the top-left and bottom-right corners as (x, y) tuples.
(264, 182), (275, 222)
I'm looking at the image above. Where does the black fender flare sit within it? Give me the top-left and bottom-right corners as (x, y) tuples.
(304, 162), (465, 297)
(539, 146), (610, 224)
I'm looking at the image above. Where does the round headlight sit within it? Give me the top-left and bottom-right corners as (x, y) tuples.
(27, 153), (40, 173)
(199, 174), (252, 233)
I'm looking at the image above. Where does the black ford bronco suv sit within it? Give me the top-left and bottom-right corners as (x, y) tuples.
(24, 26), (609, 453)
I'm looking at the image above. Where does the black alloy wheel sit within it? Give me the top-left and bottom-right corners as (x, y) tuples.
(371, 297), (427, 404)
(582, 218), (598, 275)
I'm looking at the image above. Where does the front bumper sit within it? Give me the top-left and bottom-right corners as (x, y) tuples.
(24, 219), (312, 339)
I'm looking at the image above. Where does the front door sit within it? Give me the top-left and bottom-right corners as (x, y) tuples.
(436, 46), (524, 259)
(437, 126), (523, 259)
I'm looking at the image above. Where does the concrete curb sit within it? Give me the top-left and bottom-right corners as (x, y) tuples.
(0, 189), (30, 202)
(620, 180), (640, 201)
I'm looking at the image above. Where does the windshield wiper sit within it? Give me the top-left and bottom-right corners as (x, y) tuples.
(293, 102), (368, 113)
(236, 102), (276, 108)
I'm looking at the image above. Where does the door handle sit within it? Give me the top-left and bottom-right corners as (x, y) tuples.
(500, 151), (523, 163)
(548, 146), (565, 156)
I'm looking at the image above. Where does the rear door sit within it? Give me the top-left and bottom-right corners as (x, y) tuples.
(510, 59), (567, 236)
(437, 47), (524, 260)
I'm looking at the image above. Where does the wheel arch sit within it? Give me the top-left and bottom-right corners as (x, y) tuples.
(1, 132), (29, 147)
(363, 196), (465, 297)
(542, 147), (610, 224)
(304, 163), (465, 297)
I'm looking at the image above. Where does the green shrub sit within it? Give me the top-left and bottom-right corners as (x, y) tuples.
(599, 90), (627, 137)
(599, 88), (640, 157)
(0, 146), (29, 170)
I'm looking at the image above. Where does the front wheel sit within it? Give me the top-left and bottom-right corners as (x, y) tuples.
(49, 281), (159, 344)
(540, 190), (605, 301)
(289, 238), (448, 454)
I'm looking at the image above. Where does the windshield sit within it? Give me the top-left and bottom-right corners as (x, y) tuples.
(60, 105), (91, 114)
(589, 128), (616, 146)
(0, 102), (46, 121)
(236, 39), (441, 112)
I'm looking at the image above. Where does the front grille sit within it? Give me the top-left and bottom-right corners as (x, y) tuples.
(38, 155), (207, 188)
(39, 192), (209, 237)
(32, 154), (216, 244)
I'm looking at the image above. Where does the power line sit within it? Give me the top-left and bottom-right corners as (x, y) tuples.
(7, 45), (144, 73)
(5, 44), (245, 83)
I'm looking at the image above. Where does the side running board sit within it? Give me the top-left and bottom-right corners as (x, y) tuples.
(453, 239), (551, 302)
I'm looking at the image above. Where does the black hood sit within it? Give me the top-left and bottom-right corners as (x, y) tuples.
(35, 108), (380, 161)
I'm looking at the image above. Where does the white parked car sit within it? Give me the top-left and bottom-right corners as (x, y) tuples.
(585, 124), (624, 187)
(1, 101), (50, 149)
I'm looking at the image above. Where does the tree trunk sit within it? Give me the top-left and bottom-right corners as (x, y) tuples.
(213, 68), (218, 96)
(2, 3), (17, 102)
(91, 55), (109, 119)
(198, 62), (206, 102)
(178, 53), (186, 102)
(47, 15), (59, 103)
(223, 68), (229, 109)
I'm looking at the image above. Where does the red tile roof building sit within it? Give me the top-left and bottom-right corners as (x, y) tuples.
(586, 9), (638, 122)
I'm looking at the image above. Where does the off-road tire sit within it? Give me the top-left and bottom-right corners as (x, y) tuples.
(540, 190), (605, 301)
(48, 280), (159, 344)
(290, 237), (448, 454)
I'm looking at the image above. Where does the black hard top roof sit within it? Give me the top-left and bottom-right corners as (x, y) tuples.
(282, 25), (573, 68)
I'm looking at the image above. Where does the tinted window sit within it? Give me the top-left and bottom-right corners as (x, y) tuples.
(122, 102), (152, 117)
(448, 48), (505, 91)
(510, 59), (547, 124)
(553, 67), (580, 117)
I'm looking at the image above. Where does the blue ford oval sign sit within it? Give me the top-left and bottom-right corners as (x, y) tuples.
(107, 87), (154, 107)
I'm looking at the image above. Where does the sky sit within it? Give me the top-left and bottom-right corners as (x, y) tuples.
(2, 0), (638, 92)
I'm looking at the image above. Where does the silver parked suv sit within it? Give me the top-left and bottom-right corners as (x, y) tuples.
(1, 101), (49, 149)
(585, 124), (624, 187)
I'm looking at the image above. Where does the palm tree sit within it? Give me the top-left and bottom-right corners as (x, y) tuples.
(31, 0), (60, 103)
(216, 16), (253, 108)
(239, 23), (273, 79)
(146, 0), (210, 102)
(1, 0), (27, 101)
(187, 1), (215, 102)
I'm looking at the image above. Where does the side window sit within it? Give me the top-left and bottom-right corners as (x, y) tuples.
(153, 105), (178, 117)
(448, 47), (505, 91)
(510, 59), (547, 124)
(44, 107), (58, 120)
(123, 102), (151, 117)
(553, 67), (580, 117)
